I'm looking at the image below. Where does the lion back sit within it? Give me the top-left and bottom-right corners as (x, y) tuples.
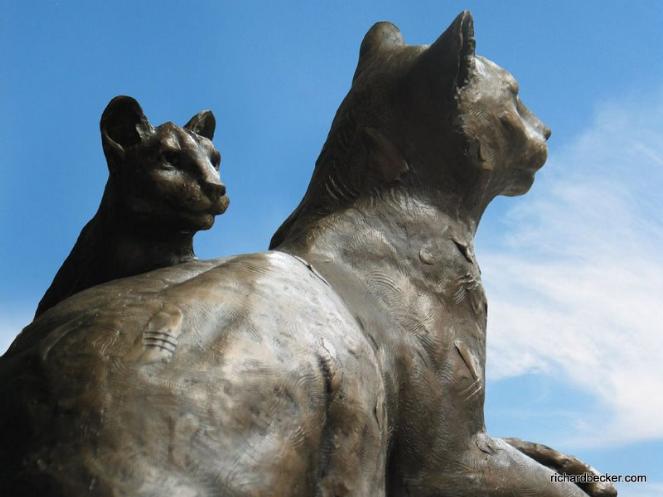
(0, 251), (386, 497)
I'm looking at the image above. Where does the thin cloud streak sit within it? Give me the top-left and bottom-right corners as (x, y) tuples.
(482, 91), (663, 447)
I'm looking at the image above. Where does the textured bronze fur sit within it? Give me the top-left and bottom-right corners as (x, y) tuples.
(0, 12), (614, 497)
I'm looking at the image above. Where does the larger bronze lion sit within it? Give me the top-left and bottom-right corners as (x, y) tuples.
(0, 12), (614, 497)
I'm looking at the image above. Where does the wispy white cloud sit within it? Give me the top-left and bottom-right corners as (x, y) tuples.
(482, 91), (663, 447)
(621, 481), (663, 497)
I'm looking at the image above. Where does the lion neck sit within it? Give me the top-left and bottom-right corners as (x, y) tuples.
(278, 186), (482, 293)
(34, 183), (196, 318)
(91, 183), (196, 275)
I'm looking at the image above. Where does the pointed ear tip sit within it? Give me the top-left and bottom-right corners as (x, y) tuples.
(101, 95), (145, 125)
(185, 110), (216, 139)
(429, 11), (475, 54)
(105, 95), (141, 109)
(191, 110), (215, 123)
(456, 10), (475, 37)
(368, 21), (401, 34)
(361, 21), (404, 53)
(109, 94), (137, 102)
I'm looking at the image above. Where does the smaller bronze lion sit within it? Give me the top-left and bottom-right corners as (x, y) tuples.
(35, 96), (229, 317)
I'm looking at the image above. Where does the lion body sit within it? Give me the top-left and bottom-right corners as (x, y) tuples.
(4, 252), (386, 496)
(0, 12), (606, 497)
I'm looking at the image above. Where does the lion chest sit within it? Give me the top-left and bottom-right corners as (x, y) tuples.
(399, 235), (488, 413)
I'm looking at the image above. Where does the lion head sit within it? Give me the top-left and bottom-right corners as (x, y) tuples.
(271, 11), (550, 247)
(100, 96), (229, 234)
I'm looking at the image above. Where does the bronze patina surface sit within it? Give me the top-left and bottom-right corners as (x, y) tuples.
(0, 12), (615, 497)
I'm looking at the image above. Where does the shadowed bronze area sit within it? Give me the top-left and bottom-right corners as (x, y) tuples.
(0, 12), (615, 497)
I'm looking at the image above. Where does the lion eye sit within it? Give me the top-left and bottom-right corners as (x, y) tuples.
(211, 151), (221, 169)
(515, 97), (528, 116)
(162, 150), (180, 167)
(499, 111), (521, 133)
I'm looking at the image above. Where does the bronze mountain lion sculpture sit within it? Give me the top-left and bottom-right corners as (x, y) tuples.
(0, 12), (615, 497)
(35, 96), (228, 317)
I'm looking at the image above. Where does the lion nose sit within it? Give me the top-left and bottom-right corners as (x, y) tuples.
(543, 125), (552, 140)
(199, 161), (226, 197)
(204, 181), (226, 197)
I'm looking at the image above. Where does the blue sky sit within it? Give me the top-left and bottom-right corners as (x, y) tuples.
(1, 1), (662, 495)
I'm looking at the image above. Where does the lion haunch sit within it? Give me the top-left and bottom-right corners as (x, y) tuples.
(35, 96), (229, 317)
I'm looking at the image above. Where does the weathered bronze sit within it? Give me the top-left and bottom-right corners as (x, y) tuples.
(35, 96), (228, 317)
(0, 12), (615, 497)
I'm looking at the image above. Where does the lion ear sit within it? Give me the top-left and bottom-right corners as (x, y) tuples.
(418, 10), (476, 94)
(100, 96), (153, 169)
(353, 22), (405, 83)
(184, 110), (215, 140)
(362, 127), (409, 183)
